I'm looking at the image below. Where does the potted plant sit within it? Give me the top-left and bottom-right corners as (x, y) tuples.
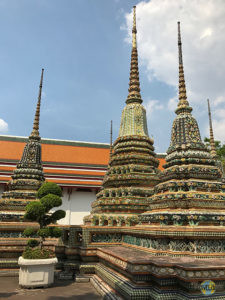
(18, 182), (66, 288)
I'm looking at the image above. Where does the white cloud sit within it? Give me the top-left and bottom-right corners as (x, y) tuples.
(200, 28), (213, 40)
(146, 99), (164, 117)
(124, 0), (225, 142)
(168, 96), (177, 111)
(213, 96), (225, 107)
(0, 119), (8, 132)
(206, 117), (225, 143)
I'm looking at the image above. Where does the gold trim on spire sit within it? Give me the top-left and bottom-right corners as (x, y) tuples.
(31, 68), (44, 138)
(126, 6), (142, 104)
(207, 99), (217, 158)
(176, 22), (192, 114)
(132, 5), (137, 48)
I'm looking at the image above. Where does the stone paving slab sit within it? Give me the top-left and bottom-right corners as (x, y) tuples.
(0, 277), (103, 300)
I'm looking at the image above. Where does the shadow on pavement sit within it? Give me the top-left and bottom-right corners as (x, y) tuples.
(47, 293), (102, 300)
(0, 292), (18, 298)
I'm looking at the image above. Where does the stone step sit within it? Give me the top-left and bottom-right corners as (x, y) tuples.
(0, 268), (19, 277)
(0, 258), (19, 269)
(90, 274), (123, 300)
(95, 263), (155, 300)
(95, 263), (225, 300)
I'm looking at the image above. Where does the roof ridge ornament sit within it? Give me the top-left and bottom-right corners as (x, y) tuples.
(30, 68), (44, 138)
(175, 22), (192, 115)
(126, 6), (142, 104)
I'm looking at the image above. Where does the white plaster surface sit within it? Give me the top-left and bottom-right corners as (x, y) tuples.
(53, 188), (96, 225)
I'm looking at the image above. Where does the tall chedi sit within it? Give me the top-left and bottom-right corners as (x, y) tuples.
(0, 69), (45, 222)
(84, 6), (159, 227)
(139, 23), (225, 258)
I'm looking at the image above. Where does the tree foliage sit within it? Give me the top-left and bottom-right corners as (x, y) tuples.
(204, 137), (225, 160)
(204, 137), (225, 173)
(37, 182), (62, 198)
(23, 182), (66, 254)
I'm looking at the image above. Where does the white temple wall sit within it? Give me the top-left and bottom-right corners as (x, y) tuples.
(55, 187), (96, 225)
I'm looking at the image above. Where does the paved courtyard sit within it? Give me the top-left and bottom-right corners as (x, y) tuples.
(0, 277), (102, 300)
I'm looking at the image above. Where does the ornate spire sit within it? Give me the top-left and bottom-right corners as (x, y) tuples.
(207, 99), (217, 158)
(175, 22), (192, 115)
(30, 68), (44, 138)
(0, 69), (45, 216)
(84, 7), (159, 227)
(126, 6), (142, 104)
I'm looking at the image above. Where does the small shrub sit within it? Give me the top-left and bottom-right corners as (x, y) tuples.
(27, 239), (40, 248)
(49, 227), (62, 238)
(51, 210), (66, 223)
(37, 182), (62, 198)
(23, 247), (55, 259)
(23, 182), (65, 255)
(38, 228), (50, 238)
(24, 202), (45, 221)
(40, 194), (62, 212)
(23, 227), (37, 237)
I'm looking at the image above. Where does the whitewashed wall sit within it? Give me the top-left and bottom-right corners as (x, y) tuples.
(55, 187), (96, 225)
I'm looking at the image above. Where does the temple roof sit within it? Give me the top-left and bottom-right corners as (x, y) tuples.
(0, 135), (166, 188)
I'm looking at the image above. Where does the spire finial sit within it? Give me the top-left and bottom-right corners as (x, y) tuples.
(207, 99), (217, 158)
(175, 22), (192, 115)
(132, 6), (137, 48)
(126, 6), (142, 104)
(110, 120), (113, 159)
(178, 21), (182, 64)
(31, 68), (44, 138)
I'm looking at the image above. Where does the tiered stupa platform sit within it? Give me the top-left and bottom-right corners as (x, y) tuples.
(139, 22), (225, 260)
(68, 16), (225, 299)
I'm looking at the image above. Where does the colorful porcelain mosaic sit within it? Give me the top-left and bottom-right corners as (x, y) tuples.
(0, 70), (45, 219)
(84, 8), (159, 226)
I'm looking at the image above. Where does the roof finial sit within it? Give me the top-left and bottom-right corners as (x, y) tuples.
(207, 99), (217, 158)
(31, 68), (44, 138)
(175, 22), (192, 115)
(126, 6), (142, 104)
(110, 120), (113, 159)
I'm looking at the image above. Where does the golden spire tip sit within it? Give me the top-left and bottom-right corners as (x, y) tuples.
(207, 99), (217, 158)
(30, 69), (44, 138)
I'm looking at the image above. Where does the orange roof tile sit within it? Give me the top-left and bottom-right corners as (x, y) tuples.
(0, 136), (166, 188)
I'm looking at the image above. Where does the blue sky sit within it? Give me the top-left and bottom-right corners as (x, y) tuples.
(0, 0), (224, 153)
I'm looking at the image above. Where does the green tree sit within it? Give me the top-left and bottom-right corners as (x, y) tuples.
(204, 138), (225, 173)
(204, 138), (225, 160)
(23, 182), (66, 250)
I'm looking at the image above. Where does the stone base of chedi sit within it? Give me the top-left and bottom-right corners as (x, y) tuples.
(95, 246), (225, 299)
(57, 225), (225, 299)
